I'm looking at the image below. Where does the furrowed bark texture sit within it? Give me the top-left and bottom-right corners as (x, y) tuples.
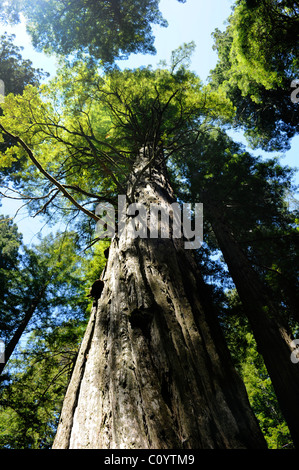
(53, 150), (266, 449)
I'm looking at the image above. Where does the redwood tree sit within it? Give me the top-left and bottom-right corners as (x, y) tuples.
(52, 148), (266, 449)
(0, 62), (267, 448)
(171, 128), (299, 446)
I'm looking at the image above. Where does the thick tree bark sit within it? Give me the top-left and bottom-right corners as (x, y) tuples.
(208, 204), (299, 448)
(53, 150), (266, 449)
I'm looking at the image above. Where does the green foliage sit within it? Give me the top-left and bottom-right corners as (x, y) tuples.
(0, 217), (108, 447)
(171, 126), (298, 446)
(169, 41), (196, 74)
(0, 32), (47, 96)
(240, 333), (294, 448)
(0, 0), (298, 447)
(0, 216), (23, 341)
(209, 1), (299, 150)
(0, 54), (234, 230)
(0, 216), (95, 360)
(233, 0), (299, 85)
(220, 292), (294, 448)
(0, 32), (48, 180)
(0, 216), (21, 269)
(171, 128), (299, 327)
(0, 321), (84, 448)
(241, 334), (293, 448)
(0, 0), (185, 65)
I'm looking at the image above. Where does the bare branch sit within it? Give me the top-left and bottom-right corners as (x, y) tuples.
(0, 186), (57, 201)
(63, 184), (117, 205)
(33, 189), (60, 217)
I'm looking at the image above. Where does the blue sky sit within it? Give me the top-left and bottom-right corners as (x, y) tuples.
(0, 0), (298, 244)
(2, 0), (234, 80)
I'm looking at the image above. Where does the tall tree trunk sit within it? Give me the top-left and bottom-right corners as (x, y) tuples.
(53, 150), (266, 449)
(0, 284), (48, 375)
(208, 203), (299, 448)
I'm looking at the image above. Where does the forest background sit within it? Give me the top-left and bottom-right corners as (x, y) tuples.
(0, 0), (298, 450)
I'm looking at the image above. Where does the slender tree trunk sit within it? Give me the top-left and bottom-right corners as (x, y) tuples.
(208, 203), (299, 448)
(0, 285), (48, 375)
(53, 150), (266, 449)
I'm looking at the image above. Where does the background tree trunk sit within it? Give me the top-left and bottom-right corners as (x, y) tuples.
(208, 204), (299, 448)
(53, 150), (266, 449)
(0, 284), (48, 375)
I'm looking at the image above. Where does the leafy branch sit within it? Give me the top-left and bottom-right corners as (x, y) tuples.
(0, 123), (100, 223)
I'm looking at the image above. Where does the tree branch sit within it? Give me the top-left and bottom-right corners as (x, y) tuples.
(0, 124), (100, 222)
(63, 184), (117, 205)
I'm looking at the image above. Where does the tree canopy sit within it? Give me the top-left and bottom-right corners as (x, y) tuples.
(0, 55), (233, 230)
(0, 0), (298, 450)
(0, 32), (47, 95)
(171, 128), (299, 325)
(0, 0), (186, 64)
(209, 0), (299, 150)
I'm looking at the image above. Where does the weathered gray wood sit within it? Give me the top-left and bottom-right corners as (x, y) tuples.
(53, 149), (266, 449)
